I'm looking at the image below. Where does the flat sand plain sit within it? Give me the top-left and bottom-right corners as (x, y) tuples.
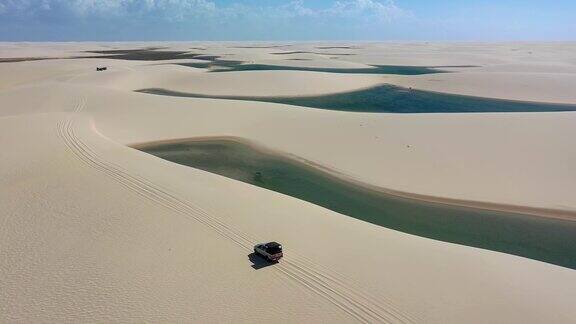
(1, 42), (576, 323)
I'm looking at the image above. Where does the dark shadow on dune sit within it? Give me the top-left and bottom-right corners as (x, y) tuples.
(188, 63), (457, 75)
(271, 51), (312, 55)
(136, 84), (576, 113)
(1, 48), (211, 63)
(178, 59), (244, 69)
(178, 62), (212, 69)
(84, 47), (166, 54)
(248, 252), (278, 270)
(316, 46), (359, 49)
(231, 45), (289, 49)
(138, 139), (576, 270)
(272, 51), (357, 56)
(191, 55), (221, 61)
(0, 57), (55, 63)
(81, 49), (203, 61)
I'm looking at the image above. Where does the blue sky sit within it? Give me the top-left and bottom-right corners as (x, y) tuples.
(0, 0), (574, 41)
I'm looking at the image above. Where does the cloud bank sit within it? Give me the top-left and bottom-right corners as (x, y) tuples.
(2, 0), (572, 41)
(0, 0), (414, 40)
(0, 0), (410, 21)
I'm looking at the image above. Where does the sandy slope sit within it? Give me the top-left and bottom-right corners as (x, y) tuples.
(2, 42), (576, 323)
(71, 64), (384, 96)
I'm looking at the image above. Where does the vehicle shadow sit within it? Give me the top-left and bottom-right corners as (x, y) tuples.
(248, 252), (278, 270)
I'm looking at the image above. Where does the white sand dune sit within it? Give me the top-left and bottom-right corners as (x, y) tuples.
(71, 65), (384, 96)
(77, 87), (576, 218)
(1, 42), (576, 323)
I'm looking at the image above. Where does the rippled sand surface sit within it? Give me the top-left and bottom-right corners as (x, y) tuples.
(1, 42), (576, 323)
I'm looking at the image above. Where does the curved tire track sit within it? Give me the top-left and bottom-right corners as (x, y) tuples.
(56, 97), (420, 324)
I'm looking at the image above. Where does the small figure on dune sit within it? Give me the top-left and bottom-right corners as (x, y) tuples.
(253, 171), (264, 183)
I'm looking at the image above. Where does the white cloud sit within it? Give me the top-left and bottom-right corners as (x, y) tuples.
(219, 0), (410, 23)
(329, 0), (409, 21)
(66, 0), (125, 16)
(248, 0), (411, 22)
(0, 0), (33, 14)
(0, 0), (217, 18)
(280, 0), (317, 17)
(0, 0), (411, 24)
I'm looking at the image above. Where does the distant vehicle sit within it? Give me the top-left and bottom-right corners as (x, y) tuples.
(96, 67), (107, 71)
(254, 242), (283, 262)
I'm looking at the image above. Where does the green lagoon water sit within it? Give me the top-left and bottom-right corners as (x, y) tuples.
(140, 140), (576, 269)
(137, 84), (576, 113)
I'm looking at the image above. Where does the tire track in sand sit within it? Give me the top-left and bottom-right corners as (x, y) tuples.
(55, 97), (421, 324)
